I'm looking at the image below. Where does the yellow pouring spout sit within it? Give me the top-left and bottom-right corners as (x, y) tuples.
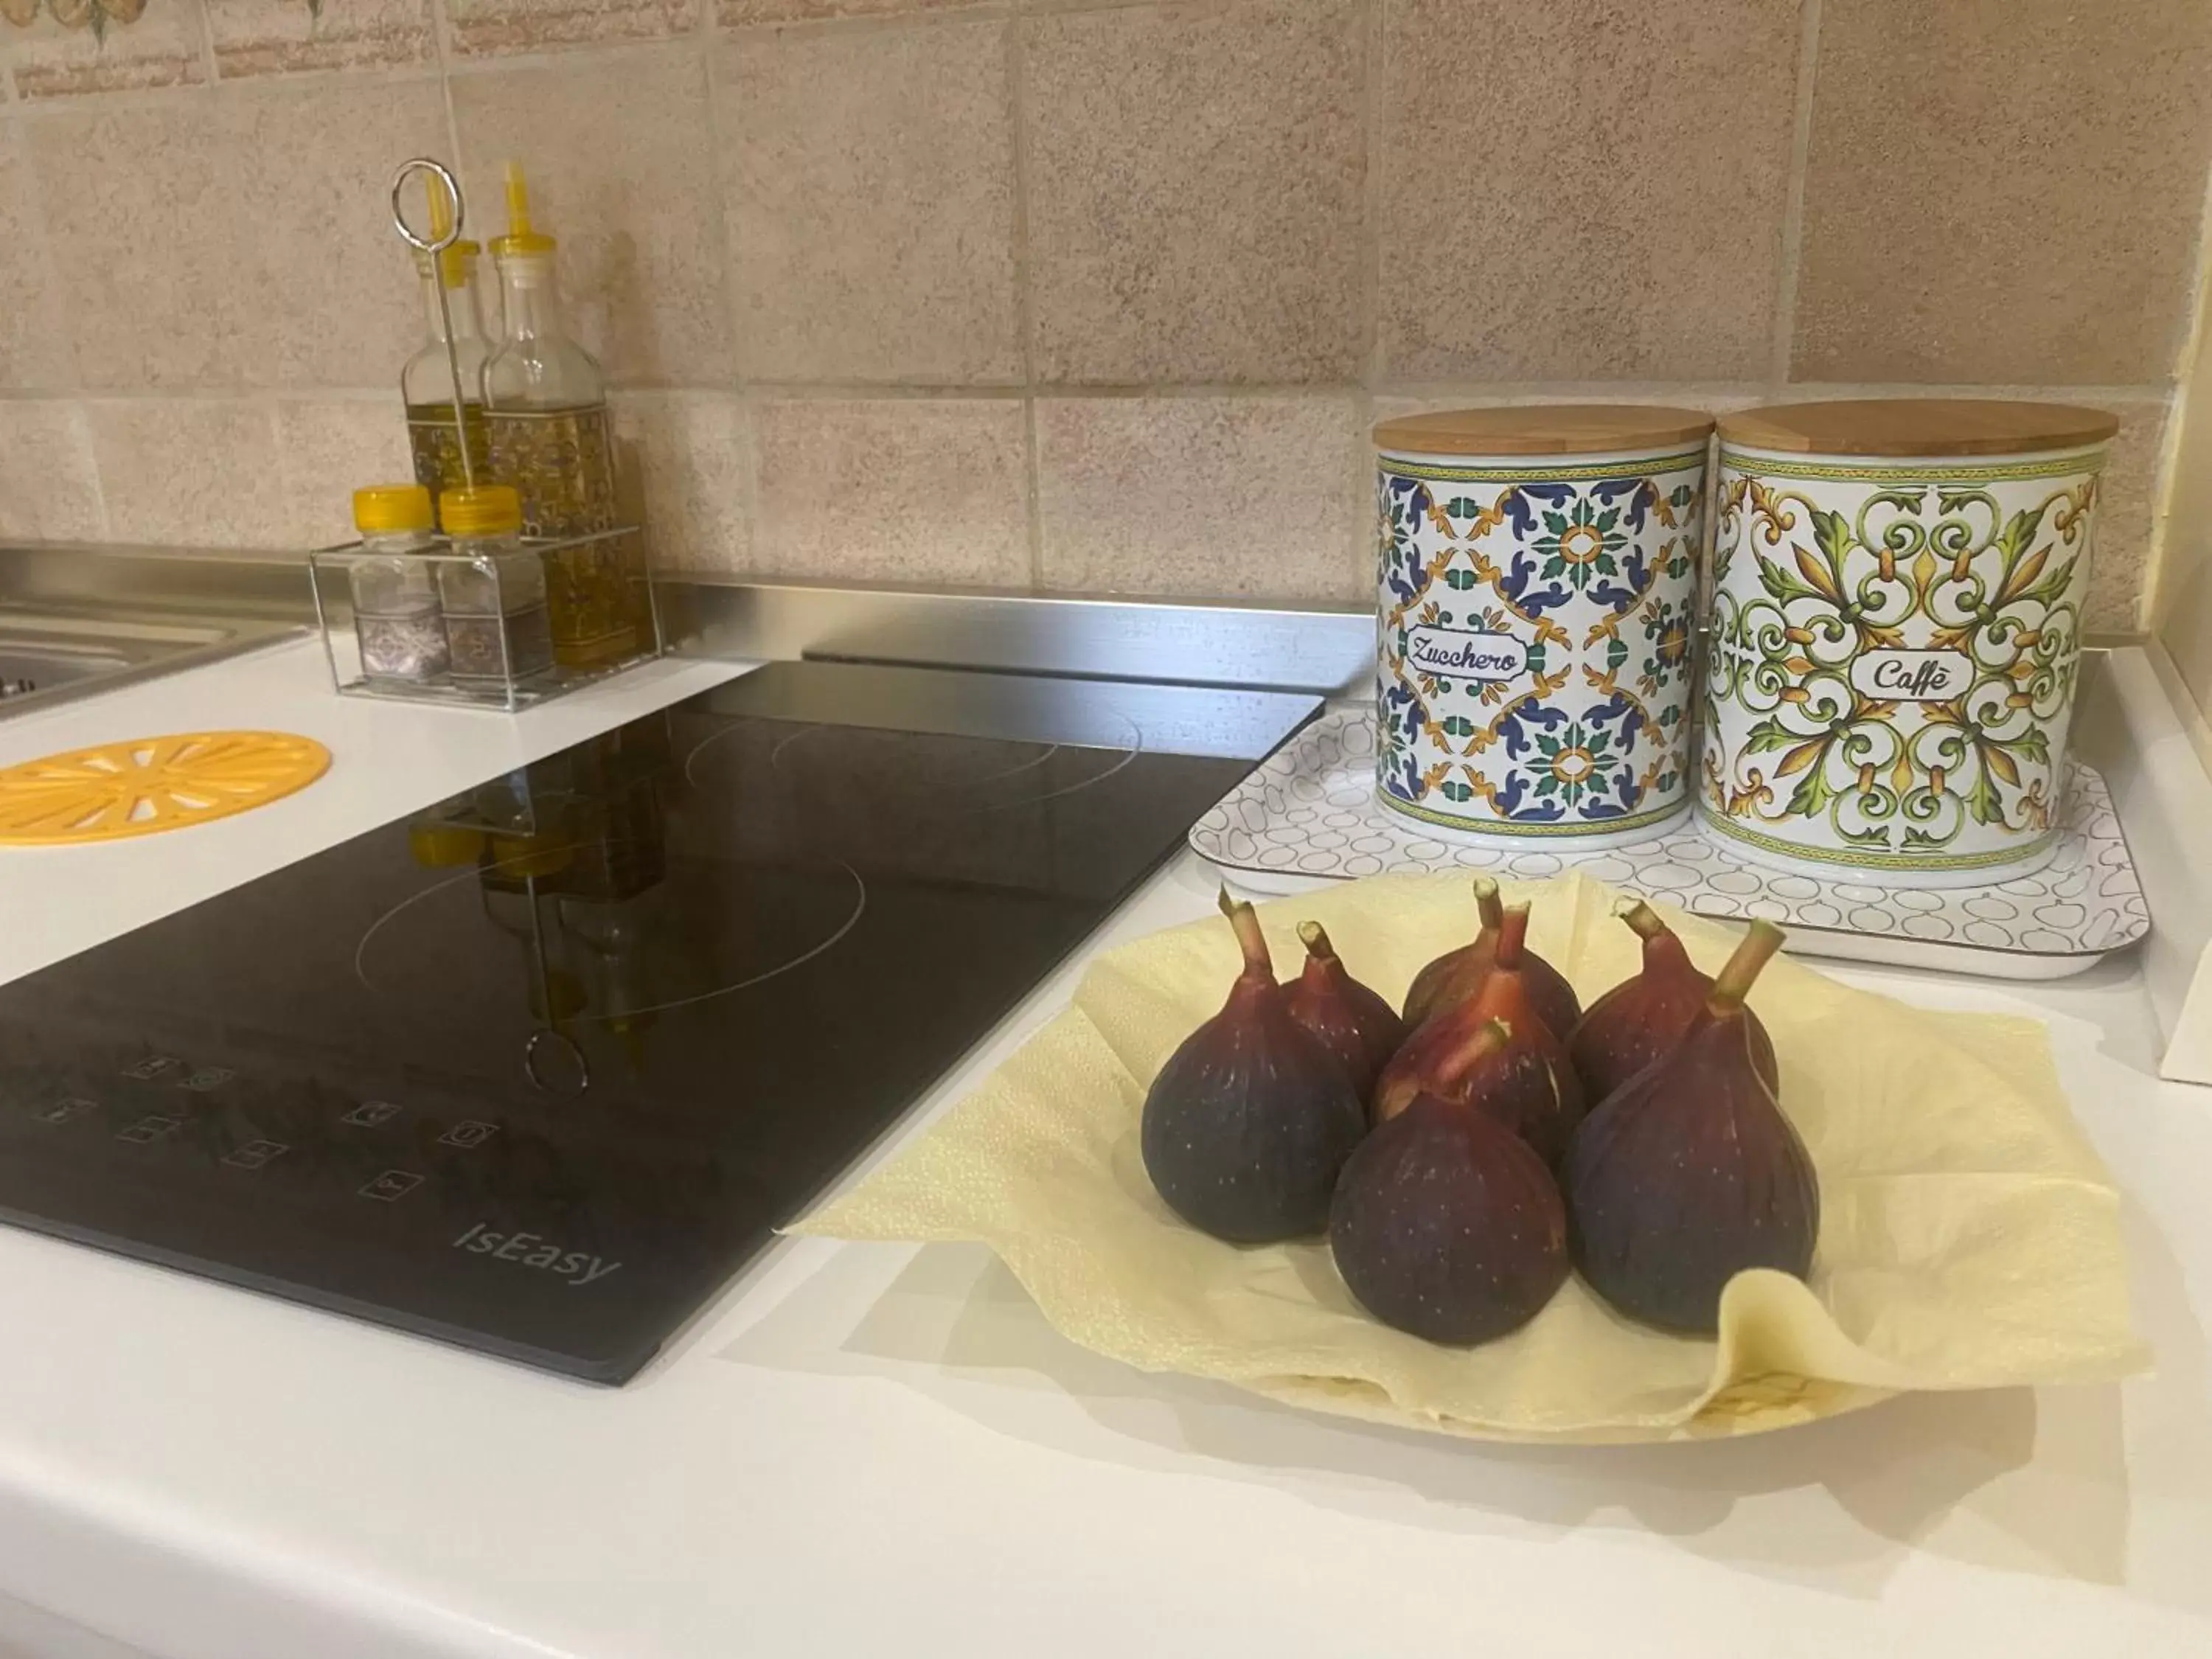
(493, 159), (557, 259)
(421, 170), (476, 289)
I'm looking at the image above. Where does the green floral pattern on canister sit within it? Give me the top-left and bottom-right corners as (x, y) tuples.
(1701, 400), (2115, 886)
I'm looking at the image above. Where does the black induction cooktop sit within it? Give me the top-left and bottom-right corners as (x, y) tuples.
(0, 661), (1318, 1382)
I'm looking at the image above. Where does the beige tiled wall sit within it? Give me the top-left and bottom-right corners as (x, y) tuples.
(1, 0), (2208, 639)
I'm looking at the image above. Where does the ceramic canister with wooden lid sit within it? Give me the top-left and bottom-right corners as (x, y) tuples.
(1703, 399), (2117, 887)
(1374, 406), (1712, 846)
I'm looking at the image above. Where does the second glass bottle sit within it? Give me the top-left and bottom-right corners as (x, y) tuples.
(481, 163), (638, 671)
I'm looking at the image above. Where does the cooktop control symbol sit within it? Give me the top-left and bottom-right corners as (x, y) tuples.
(439, 1121), (500, 1150)
(222, 1141), (290, 1171)
(359, 1171), (424, 1202)
(116, 1115), (183, 1144)
(121, 1057), (181, 1082)
(32, 1098), (97, 1125)
(177, 1068), (236, 1093)
(341, 1101), (403, 1129)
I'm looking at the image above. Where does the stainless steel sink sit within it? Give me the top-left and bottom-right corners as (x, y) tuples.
(0, 605), (305, 719)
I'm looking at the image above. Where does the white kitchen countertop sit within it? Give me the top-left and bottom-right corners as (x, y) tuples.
(0, 639), (2208, 1659)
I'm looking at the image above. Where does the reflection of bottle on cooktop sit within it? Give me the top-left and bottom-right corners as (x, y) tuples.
(475, 719), (674, 1074)
(481, 161), (637, 672)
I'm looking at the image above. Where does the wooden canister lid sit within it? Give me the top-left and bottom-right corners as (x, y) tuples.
(1372, 404), (1714, 457)
(1717, 398), (2118, 457)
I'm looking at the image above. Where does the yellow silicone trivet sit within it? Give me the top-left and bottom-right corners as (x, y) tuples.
(0, 731), (332, 846)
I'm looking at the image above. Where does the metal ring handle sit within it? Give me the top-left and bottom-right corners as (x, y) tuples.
(389, 157), (479, 489)
(390, 156), (465, 255)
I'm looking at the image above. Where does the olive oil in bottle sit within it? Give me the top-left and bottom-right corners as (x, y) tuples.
(482, 163), (637, 670)
(402, 175), (492, 509)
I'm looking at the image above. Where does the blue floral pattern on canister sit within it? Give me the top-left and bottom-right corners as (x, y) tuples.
(1374, 441), (1706, 841)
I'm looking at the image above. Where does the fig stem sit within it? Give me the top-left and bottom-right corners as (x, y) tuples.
(1472, 876), (1504, 933)
(1494, 902), (1531, 970)
(1711, 919), (1786, 1010)
(1616, 899), (1669, 942)
(1297, 919), (1334, 960)
(1434, 1017), (1514, 1091)
(1218, 888), (1274, 980)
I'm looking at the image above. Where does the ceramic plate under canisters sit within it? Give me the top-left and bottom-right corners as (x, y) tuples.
(1188, 706), (2147, 981)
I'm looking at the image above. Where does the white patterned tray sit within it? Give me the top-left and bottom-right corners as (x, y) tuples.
(1192, 707), (2149, 981)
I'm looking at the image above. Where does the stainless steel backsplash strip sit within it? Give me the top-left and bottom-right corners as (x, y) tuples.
(663, 578), (1375, 695)
(3, 546), (1377, 696)
(1, 543), (315, 622)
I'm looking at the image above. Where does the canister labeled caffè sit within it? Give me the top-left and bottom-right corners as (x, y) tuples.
(1375, 406), (1711, 847)
(1703, 399), (2115, 886)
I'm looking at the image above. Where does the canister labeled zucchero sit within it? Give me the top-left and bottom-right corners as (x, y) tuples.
(1375, 406), (1711, 846)
(1703, 399), (2116, 886)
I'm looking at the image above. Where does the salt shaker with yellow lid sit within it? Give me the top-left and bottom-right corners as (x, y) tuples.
(349, 484), (448, 685)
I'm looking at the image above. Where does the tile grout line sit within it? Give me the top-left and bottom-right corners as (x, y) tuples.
(695, 7), (765, 577)
(1373, 378), (2170, 403)
(66, 399), (109, 542)
(720, 2), (1012, 47)
(0, 379), (2180, 407)
(428, 0), (465, 178)
(2, 82), (107, 535)
(192, 0), (221, 91)
(1769, 0), (1822, 390)
(251, 392), (289, 550)
(3, 60), (447, 120)
(1006, 11), (1045, 588)
(7, 11), (731, 119)
(1342, 0), (1388, 613)
(1358, 0), (1385, 391)
(439, 30), (700, 80)
(1016, 0), (1158, 12)
(700, 33), (767, 571)
(420, 1), (468, 552)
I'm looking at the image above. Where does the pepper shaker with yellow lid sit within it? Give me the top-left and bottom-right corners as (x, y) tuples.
(437, 484), (556, 690)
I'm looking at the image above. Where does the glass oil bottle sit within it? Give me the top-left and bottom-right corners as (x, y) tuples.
(481, 163), (639, 670)
(403, 175), (492, 511)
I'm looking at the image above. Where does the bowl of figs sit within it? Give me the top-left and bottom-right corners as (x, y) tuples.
(1147, 881), (1807, 1346)
(799, 872), (2143, 1444)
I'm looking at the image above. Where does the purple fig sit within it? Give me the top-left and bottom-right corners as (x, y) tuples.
(1401, 876), (1581, 1040)
(1373, 904), (1586, 1165)
(1284, 920), (1405, 1102)
(1141, 891), (1368, 1244)
(1570, 900), (1779, 1103)
(1565, 922), (1818, 1335)
(1331, 1020), (1570, 1346)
